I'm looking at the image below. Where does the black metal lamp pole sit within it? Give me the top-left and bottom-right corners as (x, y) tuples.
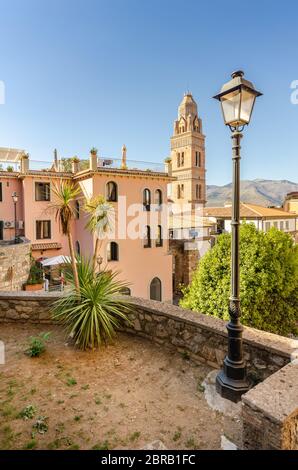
(213, 71), (262, 402)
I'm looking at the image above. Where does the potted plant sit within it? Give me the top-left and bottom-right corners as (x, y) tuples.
(24, 259), (44, 291)
(6, 165), (14, 172)
(90, 147), (98, 155)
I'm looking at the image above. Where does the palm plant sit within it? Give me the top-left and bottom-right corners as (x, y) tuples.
(84, 195), (115, 273)
(52, 257), (132, 350)
(50, 180), (81, 292)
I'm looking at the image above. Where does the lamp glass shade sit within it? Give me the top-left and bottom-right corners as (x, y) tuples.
(12, 193), (18, 203)
(220, 86), (256, 127)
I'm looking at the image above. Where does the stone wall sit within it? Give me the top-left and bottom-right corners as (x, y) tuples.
(0, 239), (31, 291)
(0, 292), (297, 383)
(0, 291), (297, 449)
(242, 360), (298, 450)
(170, 240), (199, 293)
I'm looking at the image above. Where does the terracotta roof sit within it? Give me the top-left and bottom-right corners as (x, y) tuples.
(204, 202), (297, 219)
(31, 242), (62, 251)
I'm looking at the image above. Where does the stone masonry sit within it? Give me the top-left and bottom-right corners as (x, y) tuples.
(0, 291), (297, 449)
(0, 239), (31, 291)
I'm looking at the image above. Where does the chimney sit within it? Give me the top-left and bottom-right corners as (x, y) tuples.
(121, 144), (127, 169)
(53, 149), (58, 171)
(72, 157), (80, 174)
(20, 153), (29, 173)
(89, 147), (98, 171)
(164, 157), (172, 176)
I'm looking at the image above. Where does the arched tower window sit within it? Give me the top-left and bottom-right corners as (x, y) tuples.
(196, 184), (202, 200)
(156, 225), (163, 247)
(107, 241), (119, 261)
(106, 181), (118, 202)
(75, 200), (80, 219)
(150, 277), (162, 301)
(154, 189), (162, 206)
(144, 225), (151, 248)
(143, 188), (151, 211)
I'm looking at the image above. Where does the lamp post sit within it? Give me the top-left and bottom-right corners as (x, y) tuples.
(12, 192), (19, 244)
(213, 71), (262, 402)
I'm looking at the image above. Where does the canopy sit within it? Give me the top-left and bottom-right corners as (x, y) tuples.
(40, 255), (72, 267)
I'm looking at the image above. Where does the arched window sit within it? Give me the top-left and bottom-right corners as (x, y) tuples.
(150, 277), (162, 301)
(75, 241), (81, 256)
(181, 152), (184, 166)
(106, 181), (118, 202)
(143, 188), (151, 211)
(144, 225), (151, 248)
(154, 189), (162, 206)
(120, 287), (131, 296)
(177, 152), (180, 167)
(75, 200), (80, 219)
(195, 151), (201, 167)
(156, 225), (163, 247)
(107, 241), (119, 261)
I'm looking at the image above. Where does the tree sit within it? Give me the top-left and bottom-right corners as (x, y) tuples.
(181, 223), (298, 336)
(52, 257), (131, 350)
(50, 181), (81, 292)
(84, 195), (115, 273)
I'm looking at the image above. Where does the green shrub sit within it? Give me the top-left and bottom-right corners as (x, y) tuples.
(52, 257), (132, 350)
(27, 257), (43, 285)
(181, 223), (298, 336)
(18, 405), (37, 420)
(25, 332), (51, 357)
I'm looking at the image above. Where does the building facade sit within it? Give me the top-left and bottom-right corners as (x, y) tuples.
(0, 149), (173, 301)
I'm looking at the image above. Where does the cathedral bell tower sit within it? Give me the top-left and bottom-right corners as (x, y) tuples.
(170, 93), (206, 210)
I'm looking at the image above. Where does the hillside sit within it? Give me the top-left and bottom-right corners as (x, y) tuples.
(206, 179), (298, 207)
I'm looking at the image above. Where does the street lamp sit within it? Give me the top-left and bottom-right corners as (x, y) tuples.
(12, 192), (18, 243)
(213, 71), (262, 402)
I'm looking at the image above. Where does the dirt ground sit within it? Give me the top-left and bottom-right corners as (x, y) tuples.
(0, 324), (238, 450)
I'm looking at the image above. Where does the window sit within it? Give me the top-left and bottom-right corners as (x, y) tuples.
(195, 151), (201, 167)
(181, 152), (184, 166)
(106, 181), (118, 202)
(75, 200), (80, 219)
(107, 241), (119, 261)
(0, 182), (2, 201)
(265, 221), (270, 231)
(196, 184), (201, 200)
(177, 184), (184, 199)
(150, 277), (162, 301)
(35, 182), (50, 201)
(156, 225), (163, 247)
(143, 188), (151, 211)
(154, 189), (162, 206)
(144, 225), (151, 248)
(75, 240), (81, 256)
(177, 153), (180, 168)
(120, 287), (131, 296)
(280, 221), (284, 231)
(273, 221), (278, 228)
(36, 220), (51, 239)
(285, 220), (289, 231)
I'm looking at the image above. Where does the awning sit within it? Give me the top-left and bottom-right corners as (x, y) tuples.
(40, 255), (72, 267)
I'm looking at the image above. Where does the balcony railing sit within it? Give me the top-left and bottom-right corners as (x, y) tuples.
(0, 157), (165, 174)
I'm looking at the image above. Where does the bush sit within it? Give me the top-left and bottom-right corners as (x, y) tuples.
(52, 257), (132, 350)
(27, 258), (43, 285)
(181, 223), (298, 336)
(25, 332), (51, 357)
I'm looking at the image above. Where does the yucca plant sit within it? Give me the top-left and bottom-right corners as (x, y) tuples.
(52, 257), (132, 350)
(49, 180), (81, 292)
(84, 195), (115, 273)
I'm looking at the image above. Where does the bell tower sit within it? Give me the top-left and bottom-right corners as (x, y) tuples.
(170, 93), (206, 210)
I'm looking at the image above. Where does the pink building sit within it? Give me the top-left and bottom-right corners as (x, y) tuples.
(0, 148), (173, 302)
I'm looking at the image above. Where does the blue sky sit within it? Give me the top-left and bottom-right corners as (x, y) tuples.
(0, 0), (297, 185)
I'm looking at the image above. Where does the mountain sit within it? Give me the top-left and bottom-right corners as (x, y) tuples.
(206, 179), (298, 207)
